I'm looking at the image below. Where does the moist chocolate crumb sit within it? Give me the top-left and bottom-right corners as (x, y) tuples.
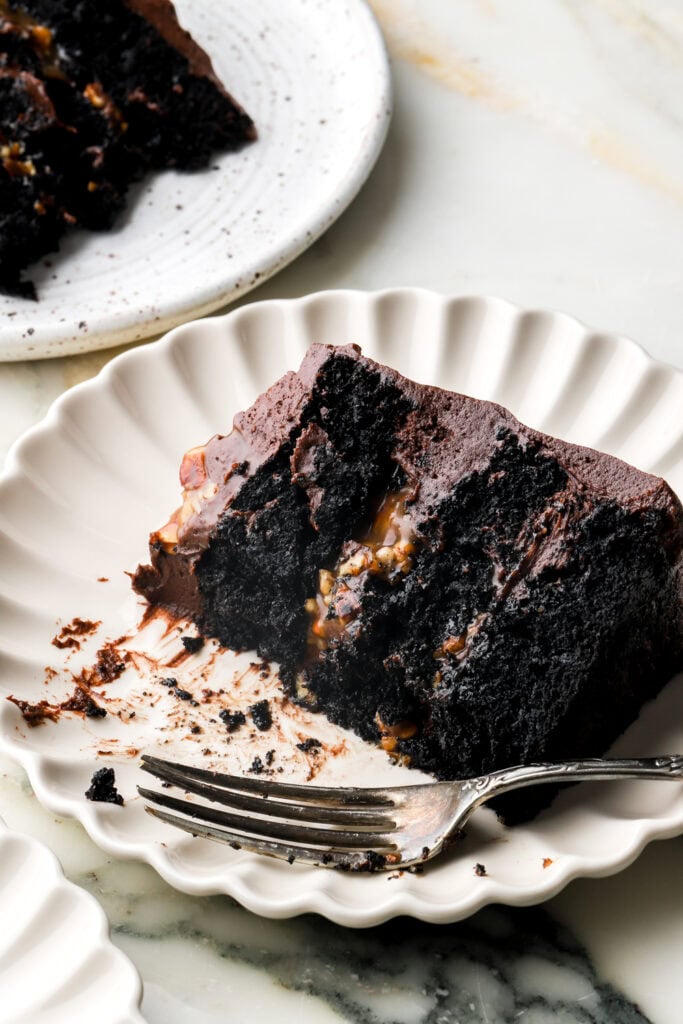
(474, 862), (487, 877)
(265, 749), (275, 766)
(287, 853), (295, 864)
(219, 708), (246, 733)
(7, 696), (59, 726)
(249, 699), (272, 731)
(85, 766), (123, 805)
(161, 678), (198, 705)
(354, 850), (387, 872)
(61, 686), (107, 718)
(248, 756), (264, 774)
(190, 724), (202, 735)
(181, 635), (204, 654)
(52, 618), (101, 650)
(95, 646), (128, 682)
(169, 686), (196, 703)
(296, 737), (322, 752)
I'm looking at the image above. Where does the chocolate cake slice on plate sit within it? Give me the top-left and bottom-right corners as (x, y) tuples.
(134, 344), (683, 820)
(0, 0), (255, 297)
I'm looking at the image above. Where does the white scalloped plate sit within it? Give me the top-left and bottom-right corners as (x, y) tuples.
(1, 290), (682, 928)
(0, 0), (390, 361)
(0, 820), (143, 1023)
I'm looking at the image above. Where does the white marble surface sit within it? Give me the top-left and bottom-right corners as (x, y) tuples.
(1, 2), (683, 1022)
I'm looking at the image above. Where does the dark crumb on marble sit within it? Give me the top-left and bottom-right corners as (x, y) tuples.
(85, 766), (123, 805)
(202, 748), (212, 756)
(219, 708), (246, 733)
(190, 724), (202, 735)
(421, 846), (430, 860)
(265, 749), (275, 766)
(160, 677), (177, 686)
(248, 756), (264, 774)
(474, 863), (488, 877)
(287, 853), (295, 864)
(296, 737), (322, 752)
(181, 635), (204, 654)
(249, 699), (272, 731)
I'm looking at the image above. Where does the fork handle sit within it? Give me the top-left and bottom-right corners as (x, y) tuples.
(471, 755), (683, 805)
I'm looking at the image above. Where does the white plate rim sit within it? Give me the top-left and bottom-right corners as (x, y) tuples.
(0, 819), (144, 1023)
(1, 288), (682, 928)
(0, 0), (392, 362)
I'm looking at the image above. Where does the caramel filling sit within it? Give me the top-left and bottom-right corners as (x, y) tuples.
(303, 486), (417, 654)
(375, 714), (418, 754)
(434, 612), (487, 661)
(154, 446), (217, 551)
(0, 139), (35, 177)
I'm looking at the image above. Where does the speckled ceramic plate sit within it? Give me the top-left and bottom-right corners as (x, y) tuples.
(0, 0), (390, 362)
(0, 819), (143, 1023)
(1, 290), (682, 927)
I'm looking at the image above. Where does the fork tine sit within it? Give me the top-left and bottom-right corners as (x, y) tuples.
(139, 761), (395, 829)
(144, 806), (392, 870)
(141, 754), (394, 807)
(138, 786), (398, 850)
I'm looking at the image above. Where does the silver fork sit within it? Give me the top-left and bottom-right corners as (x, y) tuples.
(138, 753), (683, 871)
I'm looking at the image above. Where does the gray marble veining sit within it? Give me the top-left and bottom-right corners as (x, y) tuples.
(97, 876), (653, 1024)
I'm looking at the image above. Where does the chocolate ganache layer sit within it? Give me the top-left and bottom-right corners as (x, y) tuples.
(134, 344), (683, 820)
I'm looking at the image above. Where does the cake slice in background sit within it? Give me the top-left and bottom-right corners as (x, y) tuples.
(0, 0), (255, 298)
(134, 344), (683, 820)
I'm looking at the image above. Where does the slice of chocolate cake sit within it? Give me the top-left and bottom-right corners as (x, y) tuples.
(134, 344), (683, 820)
(0, 0), (255, 298)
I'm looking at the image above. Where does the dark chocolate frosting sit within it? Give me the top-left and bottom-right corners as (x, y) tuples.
(133, 344), (683, 621)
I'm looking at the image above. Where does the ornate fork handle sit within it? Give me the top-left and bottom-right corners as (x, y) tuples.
(470, 755), (683, 805)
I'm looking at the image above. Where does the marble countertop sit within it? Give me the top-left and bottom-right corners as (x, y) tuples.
(1, 2), (682, 1021)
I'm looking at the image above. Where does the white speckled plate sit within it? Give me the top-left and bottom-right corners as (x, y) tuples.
(0, 820), (143, 1023)
(1, 290), (682, 927)
(0, 0), (390, 362)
